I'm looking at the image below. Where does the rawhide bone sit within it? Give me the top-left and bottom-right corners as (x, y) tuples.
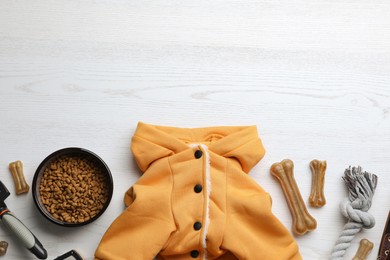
(270, 159), (317, 235)
(9, 160), (29, 195)
(309, 159), (327, 207)
(0, 241), (8, 256)
(352, 239), (373, 260)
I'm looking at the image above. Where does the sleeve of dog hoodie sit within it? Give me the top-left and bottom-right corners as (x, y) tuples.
(94, 158), (176, 260)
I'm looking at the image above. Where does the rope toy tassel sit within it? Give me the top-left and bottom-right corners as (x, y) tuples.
(331, 166), (378, 260)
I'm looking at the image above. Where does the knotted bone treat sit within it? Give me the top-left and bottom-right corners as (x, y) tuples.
(352, 238), (374, 260)
(309, 159), (327, 207)
(0, 241), (8, 256)
(9, 160), (29, 195)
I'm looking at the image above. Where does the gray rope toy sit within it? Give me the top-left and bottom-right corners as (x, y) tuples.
(331, 166), (378, 260)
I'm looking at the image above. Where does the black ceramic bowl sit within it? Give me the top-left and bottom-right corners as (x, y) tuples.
(32, 147), (113, 227)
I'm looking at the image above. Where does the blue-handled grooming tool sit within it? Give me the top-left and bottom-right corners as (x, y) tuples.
(0, 181), (47, 259)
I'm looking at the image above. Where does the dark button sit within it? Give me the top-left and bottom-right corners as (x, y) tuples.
(194, 184), (203, 193)
(190, 250), (199, 258)
(194, 150), (203, 159)
(193, 222), (202, 231)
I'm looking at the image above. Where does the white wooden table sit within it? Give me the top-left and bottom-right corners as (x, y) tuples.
(0, 1), (389, 259)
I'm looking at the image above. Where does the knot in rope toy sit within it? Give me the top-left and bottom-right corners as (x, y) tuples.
(331, 166), (377, 260)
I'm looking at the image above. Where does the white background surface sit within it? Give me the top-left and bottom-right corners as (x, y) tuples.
(0, 0), (389, 259)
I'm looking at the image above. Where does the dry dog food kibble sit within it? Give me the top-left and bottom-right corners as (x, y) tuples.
(39, 155), (109, 224)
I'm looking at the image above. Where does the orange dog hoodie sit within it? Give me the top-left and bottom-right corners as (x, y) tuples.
(95, 122), (302, 260)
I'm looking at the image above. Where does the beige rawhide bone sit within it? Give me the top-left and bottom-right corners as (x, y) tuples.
(309, 159), (327, 207)
(0, 241), (8, 256)
(9, 160), (29, 195)
(352, 239), (373, 260)
(270, 159), (317, 236)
